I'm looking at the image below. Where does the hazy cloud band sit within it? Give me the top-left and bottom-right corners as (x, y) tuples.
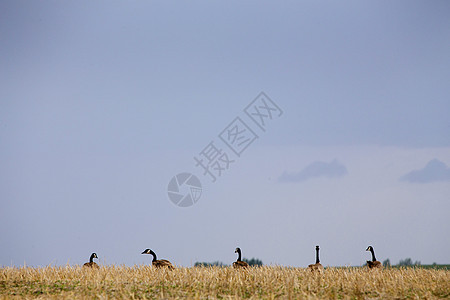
(279, 159), (348, 183)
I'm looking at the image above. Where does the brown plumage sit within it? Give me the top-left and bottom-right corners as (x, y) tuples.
(308, 245), (324, 272)
(366, 246), (382, 269)
(367, 260), (382, 268)
(142, 249), (174, 270)
(83, 253), (99, 268)
(233, 247), (249, 268)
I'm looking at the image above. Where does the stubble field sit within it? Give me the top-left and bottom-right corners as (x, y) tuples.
(1, 266), (449, 299)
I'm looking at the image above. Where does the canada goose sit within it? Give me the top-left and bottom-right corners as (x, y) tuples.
(233, 247), (249, 268)
(366, 246), (382, 269)
(141, 249), (174, 269)
(308, 245), (324, 272)
(83, 253), (99, 268)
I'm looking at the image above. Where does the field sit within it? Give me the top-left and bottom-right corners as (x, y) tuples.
(1, 266), (449, 299)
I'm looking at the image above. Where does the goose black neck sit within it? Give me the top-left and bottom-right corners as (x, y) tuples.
(90, 254), (95, 263)
(237, 249), (242, 262)
(150, 250), (157, 262)
(315, 247), (320, 264)
(370, 248), (377, 262)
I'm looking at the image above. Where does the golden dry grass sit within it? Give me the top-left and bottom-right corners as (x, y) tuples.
(1, 265), (449, 299)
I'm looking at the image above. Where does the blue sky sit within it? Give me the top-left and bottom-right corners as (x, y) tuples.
(1, 1), (449, 267)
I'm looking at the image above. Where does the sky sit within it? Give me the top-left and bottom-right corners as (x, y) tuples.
(1, 1), (449, 268)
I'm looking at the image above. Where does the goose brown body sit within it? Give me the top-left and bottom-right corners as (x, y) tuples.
(233, 247), (249, 268)
(142, 249), (174, 270)
(367, 260), (382, 268)
(308, 246), (324, 272)
(83, 253), (99, 269)
(366, 246), (382, 269)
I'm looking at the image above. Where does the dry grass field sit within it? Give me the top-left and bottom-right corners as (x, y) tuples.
(1, 265), (449, 299)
